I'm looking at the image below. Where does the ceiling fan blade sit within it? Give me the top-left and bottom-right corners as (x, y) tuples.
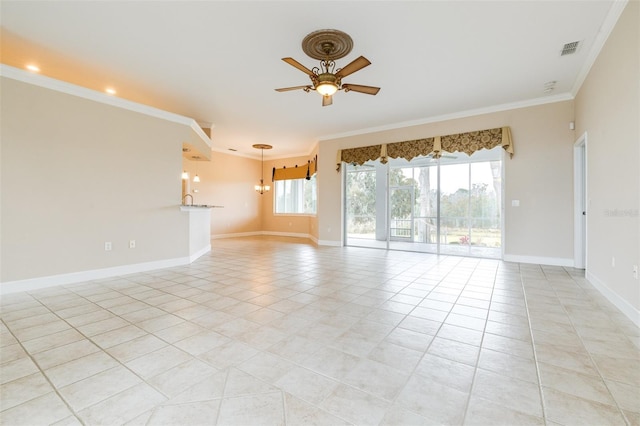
(322, 95), (333, 107)
(342, 84), (380, 95)
(335, 56), (371, 78)
(275, 85), (312, 92)
(282, 57), (315, 76)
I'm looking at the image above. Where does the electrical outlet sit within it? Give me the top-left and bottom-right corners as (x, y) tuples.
(129, 240), (136, 249)
(105, 242), (112, 251)
(611, 257), (615, 267)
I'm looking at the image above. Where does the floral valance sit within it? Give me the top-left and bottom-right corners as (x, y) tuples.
(336, 126), (514, 171)
(437, 127), (513, 158)
(336, 145), (383, 170)
(272, 156), (317, 181)
(386, 138), (435, 162)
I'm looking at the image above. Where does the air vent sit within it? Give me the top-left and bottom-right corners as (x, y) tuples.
(561, 41), (580, 56)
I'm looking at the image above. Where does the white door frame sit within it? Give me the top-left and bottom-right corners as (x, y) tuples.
(573, 132), (588, 269)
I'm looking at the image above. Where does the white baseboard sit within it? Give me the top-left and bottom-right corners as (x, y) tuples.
(212, 231), (319, 243)
(503, 254), (574, 267)
(189, 245), (211, 262)
(211, 231), (262, 239)
(318, 240), (342, 247)
(586, 271), (640, 327)
(0, 256), (192, 295)
(260, 231), (310, 239)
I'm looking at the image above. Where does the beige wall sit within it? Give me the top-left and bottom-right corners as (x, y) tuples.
(575, 1), (639, 311)
(182, 151), (261, 236)
(317, 100), (577, 261)
(1, 77), (192, 282)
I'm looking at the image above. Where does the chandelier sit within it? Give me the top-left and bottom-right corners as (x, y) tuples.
(253, 144), (272, 194)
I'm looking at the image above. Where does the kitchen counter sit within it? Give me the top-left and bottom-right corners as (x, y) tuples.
(180, 204), (224, 211)
(179, 204), (223, 261)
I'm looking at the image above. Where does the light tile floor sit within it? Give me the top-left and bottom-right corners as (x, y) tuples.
(1, 236), (639, 425)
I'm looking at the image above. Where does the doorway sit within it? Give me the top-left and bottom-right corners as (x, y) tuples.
(574, 133), (587, 269)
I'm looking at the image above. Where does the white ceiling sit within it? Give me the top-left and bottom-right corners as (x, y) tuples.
(0, 1), (621, 159)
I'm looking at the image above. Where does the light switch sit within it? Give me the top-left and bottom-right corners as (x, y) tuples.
(512, 200), (520, 207)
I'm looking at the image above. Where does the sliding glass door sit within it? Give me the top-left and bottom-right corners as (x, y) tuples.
(387, 161), (438, 253)
(345, 163), (385, 249)
(344, 147), (502, 258)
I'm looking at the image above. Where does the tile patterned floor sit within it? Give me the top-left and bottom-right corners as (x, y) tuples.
(1, 236), (639, 425)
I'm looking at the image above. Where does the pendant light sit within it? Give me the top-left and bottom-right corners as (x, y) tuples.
(253, 144), (272, 194)
(190, 155), (201, 182)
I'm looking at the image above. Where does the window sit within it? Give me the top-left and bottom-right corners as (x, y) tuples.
(344, 146), (503, 258)
(274, 175), (316, 214)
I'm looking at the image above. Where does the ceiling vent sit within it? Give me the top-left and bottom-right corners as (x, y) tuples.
(561, 41), (580, 56)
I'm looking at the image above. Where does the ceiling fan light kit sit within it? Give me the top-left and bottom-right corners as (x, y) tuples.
(276, 29), (380, 106)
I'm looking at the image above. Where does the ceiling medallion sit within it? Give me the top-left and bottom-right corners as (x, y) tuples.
(302, 29), (353, 61)
(252, 143), (273, 150)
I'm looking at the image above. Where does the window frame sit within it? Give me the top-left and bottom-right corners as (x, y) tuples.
(273, 175), (317, 216)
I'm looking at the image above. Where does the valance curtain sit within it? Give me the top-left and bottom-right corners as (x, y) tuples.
(336, 126), (513, 171)
(272, 159), (317, 181)
(339, 145), (384, 167)
(386, 138), (435, 162)
(436, 127), (513, 158)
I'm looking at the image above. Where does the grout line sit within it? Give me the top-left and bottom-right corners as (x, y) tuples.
(520, 263), (550, 426)
(281, 388), (288, 425)
(212, 368), (230, 425)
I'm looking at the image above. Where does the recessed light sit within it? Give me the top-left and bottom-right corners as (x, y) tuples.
(105, 88), (116, 95)
(26, 64), (40, 72)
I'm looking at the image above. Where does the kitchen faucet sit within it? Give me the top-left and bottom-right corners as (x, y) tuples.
(182, 194), (193, 206)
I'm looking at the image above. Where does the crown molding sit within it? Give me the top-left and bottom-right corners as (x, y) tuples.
(210, 145), (315, 161)
(318, 93), (574, 141)
(1, 64), (210, 148)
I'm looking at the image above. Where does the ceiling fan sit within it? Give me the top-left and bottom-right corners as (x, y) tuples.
(275, 29), (380, 106)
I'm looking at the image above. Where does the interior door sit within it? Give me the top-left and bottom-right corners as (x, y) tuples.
(574, 139), (587, 269)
